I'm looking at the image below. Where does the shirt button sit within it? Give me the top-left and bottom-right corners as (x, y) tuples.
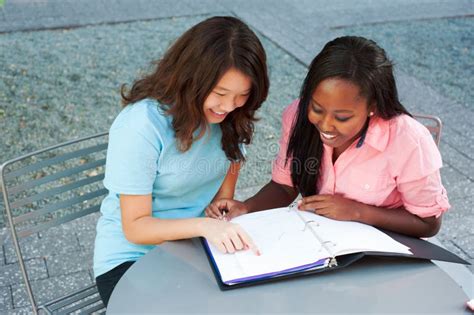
(364, 184), (370, 190)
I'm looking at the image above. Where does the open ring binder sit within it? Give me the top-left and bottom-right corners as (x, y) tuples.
(202, 206), (469, 290)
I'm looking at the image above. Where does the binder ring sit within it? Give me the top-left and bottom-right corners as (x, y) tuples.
(321, 240), (337, 247)
(317, 241), (336, 252)
(302, 220), (319, 231)
(288, 201), (298, 212)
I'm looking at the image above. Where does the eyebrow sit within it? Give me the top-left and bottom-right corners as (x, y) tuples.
(215, 86), (251, 93)
(311, 99), (354, 114)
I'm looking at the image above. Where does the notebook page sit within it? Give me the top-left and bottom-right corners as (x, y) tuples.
(206, 207), (329, 283)
(299, 211), (411, 256)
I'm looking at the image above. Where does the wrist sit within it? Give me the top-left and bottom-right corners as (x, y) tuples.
(352, 201), (367, 222)
(196, 217), (213, 237)
(242, 199), (253, 213)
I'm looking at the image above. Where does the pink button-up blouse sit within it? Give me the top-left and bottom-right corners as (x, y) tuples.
(272, 99), (450, 218)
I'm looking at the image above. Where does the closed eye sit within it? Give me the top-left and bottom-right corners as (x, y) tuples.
(311, 104), (323, 114)
(335, 116), (353, 122)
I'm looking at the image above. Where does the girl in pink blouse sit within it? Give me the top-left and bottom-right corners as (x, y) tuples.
(206, 36), (450, 238)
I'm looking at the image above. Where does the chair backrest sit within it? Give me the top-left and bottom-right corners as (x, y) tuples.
(0, 132), (108, 314)
(413, 114), (442, 147)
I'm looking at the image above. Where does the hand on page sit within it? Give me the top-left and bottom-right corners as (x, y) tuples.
(202, 219), (260, 255)
(297, 194), (359, 221)
(205, 199), (249, 221)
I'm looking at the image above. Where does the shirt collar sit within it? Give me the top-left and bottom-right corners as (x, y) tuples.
(356, 116), (390, 152)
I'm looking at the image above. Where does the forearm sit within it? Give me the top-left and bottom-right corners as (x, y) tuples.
(354, 203), (441, 238)
(212, 162), (240, 201)
(123, 216), (212, 245)
(245, 180), (298, 213)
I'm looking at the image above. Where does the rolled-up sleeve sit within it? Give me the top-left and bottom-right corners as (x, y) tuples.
(398, 171), (450, 218)
(271, 100), (299, 187)
(395, 127), (450, 218)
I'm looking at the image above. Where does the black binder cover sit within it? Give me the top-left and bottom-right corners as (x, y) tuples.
(201, 230), (469, 291)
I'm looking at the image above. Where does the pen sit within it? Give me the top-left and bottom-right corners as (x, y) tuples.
(220, 209), (228, 221)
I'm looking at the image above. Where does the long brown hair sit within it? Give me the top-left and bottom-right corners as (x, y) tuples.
(121, 16), (269, 161)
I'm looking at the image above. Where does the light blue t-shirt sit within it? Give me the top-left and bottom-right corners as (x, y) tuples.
(93, 98), (230, 277)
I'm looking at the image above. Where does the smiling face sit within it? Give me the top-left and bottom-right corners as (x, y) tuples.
(307, 78), (372, 156)
(203, 67), (252, 124)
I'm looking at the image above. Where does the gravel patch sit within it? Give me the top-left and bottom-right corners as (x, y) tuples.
(338, 17), (473, 109)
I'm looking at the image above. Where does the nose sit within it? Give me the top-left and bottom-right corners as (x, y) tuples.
(319, 114), (335, 132)
(222, 96), (238, 112)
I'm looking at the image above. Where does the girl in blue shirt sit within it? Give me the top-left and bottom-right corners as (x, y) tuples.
(93, 16), (269, 306)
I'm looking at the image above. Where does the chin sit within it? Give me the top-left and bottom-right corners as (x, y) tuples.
(206, 116), (224, 124)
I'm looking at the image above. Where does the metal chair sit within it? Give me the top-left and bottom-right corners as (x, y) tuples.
(413, 114), (443, 147)
(0, 132), (108, 314)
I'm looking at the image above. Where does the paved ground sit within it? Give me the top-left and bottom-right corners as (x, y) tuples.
(0, 0), (473, 313)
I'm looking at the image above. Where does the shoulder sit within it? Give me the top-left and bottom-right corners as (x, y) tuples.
(111, 99), (168, 128)
(110, 98), (170, 134)
(381, 115), (443, 182)
(387, 114), (434, 148)
(384, 114), (442, 172)
(108, 99), (171, 151)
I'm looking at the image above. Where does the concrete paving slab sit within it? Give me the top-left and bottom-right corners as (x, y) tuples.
(0, 258), (47, 286)
(4, 2), (52, 19)
(67, 212), (100, 234)
(440, 222), (474, 253)
(441, 128), (474, 164)
(398, 77), (474, 134)
(76, 229), (96, 252)
(71, 216), (98, 262)
(441, 165), (471, 188)
(3, 232), (79, 264)
(281, 0), (474, 27)
(0, 286), (12, 310)
(443, 195), (474, 219)
(330, 17), (473, 110)
(443, 178), (474, 202)
(454, 235), (474, 259)
(0, 245), (5, 266)
(0, 6), (5, 22)
(225, 1), (474, 69)
(0, 0), (225, 33)
(11, 271), (92, 308)
(3, 306), (32, 315)
(0, 225), (9, 245)
(46, 250), (91, 277)
(438, 199), (474, 271)
(2, 234), (38, 264)
(441, 143), (474, 181)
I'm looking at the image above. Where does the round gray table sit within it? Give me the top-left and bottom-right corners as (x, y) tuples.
(108, 238), (470, 314)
